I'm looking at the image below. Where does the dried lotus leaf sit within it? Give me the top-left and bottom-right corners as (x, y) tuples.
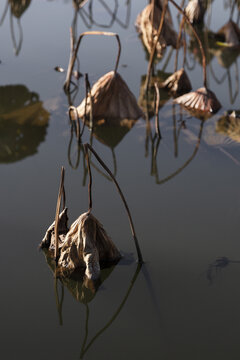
(185, 0), (206, 24)
(160, 68), (192, 96)
(58, 212), (121, 279)
(135, 3), (178, 59)
(217, 112), (240, 143)
(77, 71), (143, 121)
(174, 87), (221, 113)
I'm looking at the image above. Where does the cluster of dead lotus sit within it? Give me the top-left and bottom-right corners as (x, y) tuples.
(40, 0), (240, 282)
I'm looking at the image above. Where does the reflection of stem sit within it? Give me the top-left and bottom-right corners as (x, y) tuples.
(84, 143), (143, 264)
(54, 278), (64, 326)
(174, 16), (185, 72)
(10, 15), (23, 56)
(209, 62), (227, 84)
(161, 47), (174, 72)
(80, 264), (142, 358)
(172, 103), (178, 158)
(0, 0), (8, 25)
(154, 83), (161, 139)
(156, 120), (204, 185)
(227, 62), (239, 104)
(84, 144), (93, 213)
(111, 148), (117, 177)
(80, 304), (89, 359)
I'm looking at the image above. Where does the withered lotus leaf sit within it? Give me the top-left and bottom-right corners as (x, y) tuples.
(135, 3), (178, 58)
(174, 87), (222, 113)
(77, 71), (144, 121)
(41, 211), (121, 280)
(160, 68), (192, 96)
(185, 0), (206, 24)
(217, 111), (240, 143)
(217, 20), (240, 48)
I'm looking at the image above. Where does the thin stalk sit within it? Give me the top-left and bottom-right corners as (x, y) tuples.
(0, 0), (8, 25)
(168, 0), (207, 87)
(174, 16), (185, 72)
(64, 31), (121, 92)
(83, 145), (93, 213)
(154, 82), (161, 138)
(85, 73), (93, 131)
(145, 0), (168, 91)
(54, 167), (65, 262)
(84, 143), (143, 264)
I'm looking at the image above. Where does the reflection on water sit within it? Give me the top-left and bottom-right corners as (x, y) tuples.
(0, 85), (49, 163)
(207, 256), (240, 285)
(0, 0), (32, 55)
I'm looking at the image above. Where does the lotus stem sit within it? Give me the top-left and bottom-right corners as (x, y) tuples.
(174, 16), (185, 72)
(145, 0), (168, 91)
(64, 31), (121, 92)
(0, 0), (8, 26)
(83, 145), (93, 213)
(154, 82), (161, 139)
(84, 73), (93, 131)
(168, 0), (207, 88)
(84, 143), (144, 264)
(54, 167), (65, 262)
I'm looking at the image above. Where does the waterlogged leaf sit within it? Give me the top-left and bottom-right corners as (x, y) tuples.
(217, 111), (240, 143)
(185, 0), (206, 24)
(160, 68), (192, 96)
(174, 87), (221, 114)
(135, 3), (178, 59)
(77, 71), (144, 121)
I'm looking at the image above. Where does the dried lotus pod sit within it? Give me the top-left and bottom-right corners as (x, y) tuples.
(185, 0), (206, 24)
(77, 71), (143, 121)
(10, 0), (31, 18)
(58, 212), (121, 279)
(160, 68), (192, 96)
(135, 3), (178, 59)
(174, 87), (221, 113)
(217, 20), (240, 48)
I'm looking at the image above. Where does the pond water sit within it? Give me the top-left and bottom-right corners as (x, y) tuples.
(1, 1), (240, 359)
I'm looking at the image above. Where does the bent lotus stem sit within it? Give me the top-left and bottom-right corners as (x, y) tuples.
(64, 31), (121, 92)
(84, 143), (144, 264)
(168, 0), (207, 88)
(145, 0), (168, 91)
(54, 167), (65, 262)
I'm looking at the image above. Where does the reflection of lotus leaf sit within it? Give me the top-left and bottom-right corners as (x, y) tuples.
(0, 85), (49, 163)
(216, 113), (240, 143)
(139, 71), (171, 117)
(187, 27), (215, 65)
(9, 0), (31, 18)
(209, 46), (240, 68)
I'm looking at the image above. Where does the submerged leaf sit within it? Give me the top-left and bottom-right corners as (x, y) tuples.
(174, 87), (221, 113)
(77, 71), (143, 121)
(160, 68), (192, 96)
(217, 111), (240, 143)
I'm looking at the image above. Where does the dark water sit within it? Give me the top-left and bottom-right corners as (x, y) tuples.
(1, 1), (240, 359)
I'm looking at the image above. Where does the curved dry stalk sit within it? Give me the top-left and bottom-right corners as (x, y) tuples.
(145, 0), (168, 91)
(54, 167), (65, 262)
(168, 0), (207, 87)
(84, 143), (143, 264)
(83, 145), (93, 213)
(64, 31), (121, 92)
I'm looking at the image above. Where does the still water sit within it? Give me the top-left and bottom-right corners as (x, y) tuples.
(1, 1), (240, 359)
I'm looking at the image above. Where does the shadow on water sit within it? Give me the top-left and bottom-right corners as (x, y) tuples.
(0, 84), (49, 163)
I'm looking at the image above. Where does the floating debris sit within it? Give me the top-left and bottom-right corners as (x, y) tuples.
(54, 66), (65, 73)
